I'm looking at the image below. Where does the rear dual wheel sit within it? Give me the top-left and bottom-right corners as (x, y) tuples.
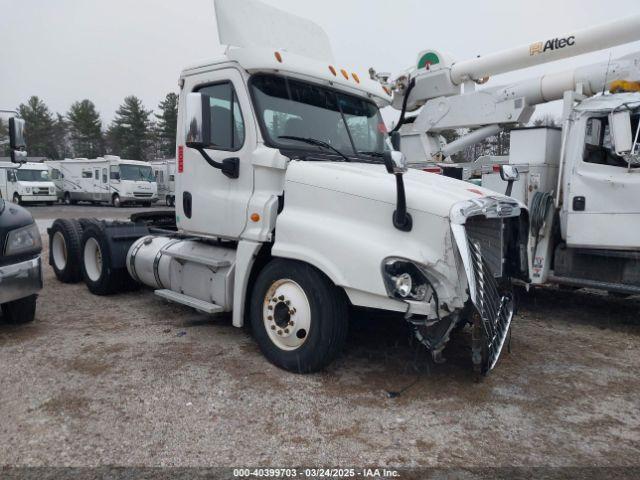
(80, 223), (137, 295)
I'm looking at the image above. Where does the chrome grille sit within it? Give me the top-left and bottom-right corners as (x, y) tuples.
(35, 187), (50, 195)
(467, 236), (513, 371)
(133, 192), (153, 198)
(465, 216), (504, 278)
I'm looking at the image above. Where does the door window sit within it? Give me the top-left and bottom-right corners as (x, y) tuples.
(196, 82), (245, 151)
(584, 116), (640, 169)
(102, 169), (108, 183)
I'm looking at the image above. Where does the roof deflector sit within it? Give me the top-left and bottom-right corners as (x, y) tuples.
(214, 0), (334, 63)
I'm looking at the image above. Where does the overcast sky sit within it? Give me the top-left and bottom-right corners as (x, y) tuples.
(2, 0), (640, 127)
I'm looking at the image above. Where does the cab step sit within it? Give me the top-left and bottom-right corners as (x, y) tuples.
(154, 289), (224, 314)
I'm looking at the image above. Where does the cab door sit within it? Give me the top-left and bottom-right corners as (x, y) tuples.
(565, 116), (640, 250)
(178, 68), (255, 239)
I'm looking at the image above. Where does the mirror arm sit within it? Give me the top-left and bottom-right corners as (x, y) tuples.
(392, 174), (413, 232)
(193, 146), (239, 179)
(505, 180), (514, 197)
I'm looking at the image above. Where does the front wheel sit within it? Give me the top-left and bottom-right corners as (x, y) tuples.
(1, 295), (37, 323)
(112, 194), (122, 208)
(249, 259), (348, 373)
(12, 193), (21, 205)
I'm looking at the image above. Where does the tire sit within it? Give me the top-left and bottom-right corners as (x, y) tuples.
(249, 259), (348, 373)
(112, 194), (122, 208)
(80, 223), (135, 295)
(1, 295), (37, 324)
(165, 196), (172, 207)
(12, 193), (21, 205)
(49, 218), (84, 283)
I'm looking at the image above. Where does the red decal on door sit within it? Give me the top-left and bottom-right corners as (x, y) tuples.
(178, 145), (184, 173)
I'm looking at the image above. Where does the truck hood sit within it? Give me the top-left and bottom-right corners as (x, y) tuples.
(285, 161), (502, 218)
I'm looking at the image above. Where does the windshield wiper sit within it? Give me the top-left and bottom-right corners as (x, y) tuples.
(279, 135), (351, 162)
(357, 151), (385, 159)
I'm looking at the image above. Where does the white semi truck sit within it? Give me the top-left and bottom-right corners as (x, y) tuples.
(150, 159), (176, 206)
(0, 114), (43, 323)
(47, 156), (158, 207)
(0, 161), (57, 205)
(47, 0), (529, 376)
(379, 14), (640, 296)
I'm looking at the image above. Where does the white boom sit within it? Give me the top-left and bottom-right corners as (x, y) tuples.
(380, 15), (640, 162)
(450, 15), (640, 84)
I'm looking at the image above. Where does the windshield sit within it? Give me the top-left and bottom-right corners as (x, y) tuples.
(250, 74), (387, 159)
(15, 169), (50, 182)
(120, 164), (154, 181)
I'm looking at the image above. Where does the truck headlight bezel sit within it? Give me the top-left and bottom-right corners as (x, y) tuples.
(382, 257), (431, 302)
(4, 223), (42, 256)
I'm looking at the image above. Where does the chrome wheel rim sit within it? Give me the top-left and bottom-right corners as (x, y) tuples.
(51, 231), (67, 270)
(263, 279), (311, 351)
(83, 237), (103, 282)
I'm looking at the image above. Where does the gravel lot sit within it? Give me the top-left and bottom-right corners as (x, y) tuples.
(1, 205), (640, 469)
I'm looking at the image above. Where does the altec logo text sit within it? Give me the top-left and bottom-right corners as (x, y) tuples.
(529, 35), (575, 55)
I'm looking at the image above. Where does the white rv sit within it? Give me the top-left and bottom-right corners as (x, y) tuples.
(0, 161), (57, 205)
(47, 156), (158, 207)
(150, 159), (176, 206)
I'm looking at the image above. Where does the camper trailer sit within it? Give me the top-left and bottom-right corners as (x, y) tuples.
(0, 161), (57, 205)
(47, 156), (158, 207)
(150, 159), (176, 206)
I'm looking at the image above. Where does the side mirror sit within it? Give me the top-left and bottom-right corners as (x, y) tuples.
(609, 110), (633, 155)
(9, 118), (28, 163)
(500, 164), (520, 182)
(185, 92), (210, 148)
(500, 165), (519, 197)
(383, 150), (408, 175)
(184, 92), (239, 179)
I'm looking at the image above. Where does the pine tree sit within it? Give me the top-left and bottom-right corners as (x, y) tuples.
(0, 118), (8, 156)
(67, 99), (104, 158)
(17, 96), (59, 158)
(155, 92), (178, 158)
(107, 96), (152, 160)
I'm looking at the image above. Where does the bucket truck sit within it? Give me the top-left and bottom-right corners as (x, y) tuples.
(0, 112), (43, 323)
(46, 0), (529, 377)
(376, 14), (640, 295)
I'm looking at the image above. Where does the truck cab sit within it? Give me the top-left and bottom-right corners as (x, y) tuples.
(0, 117), (43, 323)
(48, 0), (528, 375)
(0, 161), (57, 205)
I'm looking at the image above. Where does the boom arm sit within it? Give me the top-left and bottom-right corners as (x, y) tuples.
(380, 15), (640, 162)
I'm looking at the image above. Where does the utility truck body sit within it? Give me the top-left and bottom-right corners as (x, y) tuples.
(0, 161), (56, 205)
(47, 156), (158, 207)
(379, 14), (640, 296)
(48, 0), (528, 375)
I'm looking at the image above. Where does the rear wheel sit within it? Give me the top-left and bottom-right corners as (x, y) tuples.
(249, 259), (348, 373)
(80, 223), (136, 295)
(49, 218), (83, 283)
(1, 295), (37, 324)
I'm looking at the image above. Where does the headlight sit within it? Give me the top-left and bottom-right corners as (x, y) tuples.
(49, 187), (55, 194)
(25, 187), (31, 193)
(4, 223), (42, 256)
(382, 258), (430, 302)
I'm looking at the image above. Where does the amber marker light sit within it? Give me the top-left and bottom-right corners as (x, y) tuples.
(274, 51), (283, 63)
(341, 69), (349, 80)
(328, 65), (337, 76)
(352, 72), (360, 83)
(250, 213), (261, 222)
